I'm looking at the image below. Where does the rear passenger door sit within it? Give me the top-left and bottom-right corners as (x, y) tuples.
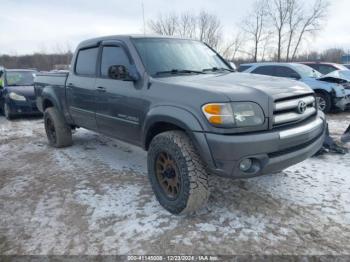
(94, 41), (144, 144)
(67, 46), (98, 130)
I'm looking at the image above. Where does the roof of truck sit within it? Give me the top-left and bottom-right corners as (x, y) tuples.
(78, 34), (197, 48)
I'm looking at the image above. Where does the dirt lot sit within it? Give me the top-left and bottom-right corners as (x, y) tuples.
(0, 113), (350, 255)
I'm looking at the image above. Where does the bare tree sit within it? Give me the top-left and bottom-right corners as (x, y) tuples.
(148, 13), (178, 36)
(241, 0), (269, 62)
(285, 0), (303, 61)
(178, 12), (197, 38)
(148, 11), (222, 49)
(220, 32), (245, 60)
(267, 0), (291, 61)
(197, 11), (222, 48)
(291, 0), (329, 60)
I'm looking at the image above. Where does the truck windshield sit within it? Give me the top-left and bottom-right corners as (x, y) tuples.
(132, 38), (230, 77)
(6, 71), (36, 86)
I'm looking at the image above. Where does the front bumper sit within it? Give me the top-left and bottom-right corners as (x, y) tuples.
(205, 112), (326, 178)
(7, 99), (42, 116)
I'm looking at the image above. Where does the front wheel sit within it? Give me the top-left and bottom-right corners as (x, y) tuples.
(3, 102), (13, 120)
(315, 92), (331, 113)
(44, 107), (73, 148)
(147, 131), (210, 215)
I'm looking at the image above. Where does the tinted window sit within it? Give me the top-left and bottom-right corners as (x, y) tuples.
(305, 64), (319, 71)
(100, 46), (130, 77)
(275, 66), (300, 79)
(252, 66), (276, 76)
(75, 47), (98, 75)
(318, 65), (336, 75)
(238, 65), (252, 72)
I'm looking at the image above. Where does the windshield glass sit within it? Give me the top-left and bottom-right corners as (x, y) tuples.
(336, 64), (349, 71)
(293, 64), (322, 78)
(5, 71), (35, 86)
(132, 38), (229, 76)
(322, 70), (350, 81)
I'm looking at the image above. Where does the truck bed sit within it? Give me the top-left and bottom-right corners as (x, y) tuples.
(34, 72), (69, 113)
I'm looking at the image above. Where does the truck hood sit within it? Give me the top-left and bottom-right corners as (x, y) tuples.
(5, 85), (36, 99)
(155, 72), (313, 101)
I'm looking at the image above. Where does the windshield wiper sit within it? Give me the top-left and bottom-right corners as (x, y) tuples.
(155, 69), (205, 76)
(202, 67), (234, 73)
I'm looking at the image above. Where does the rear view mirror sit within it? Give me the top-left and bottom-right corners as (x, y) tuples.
(108, 65), (140, 82)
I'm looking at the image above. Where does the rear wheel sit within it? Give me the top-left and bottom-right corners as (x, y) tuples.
(147, 131), (210, 215)
(44, 107), (73, 148)
(315, 92), (331, 113)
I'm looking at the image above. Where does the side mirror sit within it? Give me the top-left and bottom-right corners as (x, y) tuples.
(108, 65), (140, 81)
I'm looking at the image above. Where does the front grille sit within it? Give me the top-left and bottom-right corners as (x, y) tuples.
(273, 95), (317, 128)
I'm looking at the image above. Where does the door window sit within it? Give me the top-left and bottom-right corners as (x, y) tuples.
(275, 66), (300, 79)
(75, 47), (99, 75)
(100, 46), (130, 77)
(251, 66), (276, 76)
(238, 65), (252, 72)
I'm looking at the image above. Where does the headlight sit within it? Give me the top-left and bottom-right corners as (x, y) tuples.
(202, 102), (265, 128)
(9, 92), (26, 101)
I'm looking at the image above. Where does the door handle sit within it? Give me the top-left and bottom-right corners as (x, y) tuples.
(96, 86), (106, 92)
(67, 83), (74, 88)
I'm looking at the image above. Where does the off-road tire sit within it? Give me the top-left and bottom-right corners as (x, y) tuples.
(315, 92), (331, 113)
(44, 107), (73, 148)
(147, 131), (210, 215)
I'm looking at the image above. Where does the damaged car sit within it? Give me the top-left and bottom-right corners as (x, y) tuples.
(239, 63), (350, 113)
(318, 70), (350, 108)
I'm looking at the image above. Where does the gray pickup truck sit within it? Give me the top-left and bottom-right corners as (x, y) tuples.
(35, 35), (326, 214)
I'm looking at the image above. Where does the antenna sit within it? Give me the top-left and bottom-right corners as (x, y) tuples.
(142, 1), (146, 35)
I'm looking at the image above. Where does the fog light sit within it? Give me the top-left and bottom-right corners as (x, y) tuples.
(239, 158), (252, 172)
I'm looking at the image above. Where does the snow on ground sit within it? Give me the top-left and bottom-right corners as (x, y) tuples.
(0, 113), (350, 255)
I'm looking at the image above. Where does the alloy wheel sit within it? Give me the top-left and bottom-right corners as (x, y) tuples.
(155, 152), (181, 199)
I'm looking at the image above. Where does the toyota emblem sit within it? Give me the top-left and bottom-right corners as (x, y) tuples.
(297, 101), (307, 114)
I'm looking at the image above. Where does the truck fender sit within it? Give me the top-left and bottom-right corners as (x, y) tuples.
(142, 106), (216, 171)
(39, 86), (62, 112)
(39, 86), (73, 124)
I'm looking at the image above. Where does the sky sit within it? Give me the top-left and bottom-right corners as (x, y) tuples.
(0, 0), (350, 55)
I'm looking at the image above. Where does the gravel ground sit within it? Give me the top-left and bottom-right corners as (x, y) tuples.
(0, 113), (349, 255)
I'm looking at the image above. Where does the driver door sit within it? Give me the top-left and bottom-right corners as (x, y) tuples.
(95, 42), (144, 144)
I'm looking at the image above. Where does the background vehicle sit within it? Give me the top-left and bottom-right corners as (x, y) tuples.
(240, 63), (349, 113)
(0, 67), (4, 88)
(343, 64), (350, 70)
(35, 36), (325, 214)
(318, 70), (350, 108)
(0, 69), (41, 120)
(300, 62), (349, 75)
